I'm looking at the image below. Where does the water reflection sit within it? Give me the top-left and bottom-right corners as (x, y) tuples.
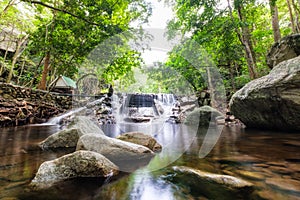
(0, 124), (299, 199)
(0, 125), (74, 198)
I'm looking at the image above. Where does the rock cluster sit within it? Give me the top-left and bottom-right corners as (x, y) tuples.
(0, 83), (73, 127)
(31, 117), (157, 188)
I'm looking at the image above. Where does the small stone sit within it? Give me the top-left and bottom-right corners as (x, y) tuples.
(266, 162), (287, 167)
(235, 170), (265, 181)
(214, 155), (263, 164)
(283, 141), (300, 147)
(268, 166), (293, 175)
(256, 190), (300, 200)
(253, 163), (269, 168)
(288, 163), (300, 172)
(266, 178), (300, 193)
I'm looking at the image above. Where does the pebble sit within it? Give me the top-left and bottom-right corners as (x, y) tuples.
(288, 164), (300, 172)
(283, 141), (300, 147)
(268, 166), (294, 175)
(214, 155), (263, 164)
(235, 170), (265, 181)
(266, 178), (300, 193)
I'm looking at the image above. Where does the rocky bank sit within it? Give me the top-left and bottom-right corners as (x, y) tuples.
(0, 83), (73, 127)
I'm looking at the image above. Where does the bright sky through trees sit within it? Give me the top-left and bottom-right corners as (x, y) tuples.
(141, 0), (173, 66)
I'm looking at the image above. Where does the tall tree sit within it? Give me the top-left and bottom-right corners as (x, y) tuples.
(24, 0), (150, 90)
(232, 0), (257, 79)
(269, 0), (282, 42)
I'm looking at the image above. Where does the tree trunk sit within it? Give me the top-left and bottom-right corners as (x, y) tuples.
(235, 3), (257, 79)
(269, 0), (282, 42)
(17, 59), (26, 85)
(287, 0), (297, 33)
(291, 0), (300, 32)
(230, 62), (236, 92)
(6, 35), (28, 83)
(38, 52), (51, 90)
(206, 67), (217, 108)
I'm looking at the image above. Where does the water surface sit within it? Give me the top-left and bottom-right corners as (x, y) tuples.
(0, 123), (299, 199)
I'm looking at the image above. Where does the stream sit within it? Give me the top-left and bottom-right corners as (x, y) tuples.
(0, 121), (300, 199)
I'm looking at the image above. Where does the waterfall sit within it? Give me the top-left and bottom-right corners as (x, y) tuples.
(46, 97), (106, 125)
(46, 107), (86, 125)
(115, 93), (176, 123)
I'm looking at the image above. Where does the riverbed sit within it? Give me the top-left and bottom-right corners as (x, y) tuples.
(0, 122), (299, 199)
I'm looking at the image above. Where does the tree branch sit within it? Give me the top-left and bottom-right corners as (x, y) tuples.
(21, 0), (106, 28)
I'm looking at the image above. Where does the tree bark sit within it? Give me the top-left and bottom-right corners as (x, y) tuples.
(269, 0), (282, 42)
(6, 35), (28, 83)
(234, 1), (257, 79)
(286, 0), (296, 33)
(38, 52), (51, 90)
(291, 0), (300, 32)
(230, 62), (236, 92)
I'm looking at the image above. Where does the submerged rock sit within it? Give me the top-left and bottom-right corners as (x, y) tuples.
(266, 178), (300, 193)
(31, 150), (118, 189)
(230, 56), (300, 131)
(117, 132), (162, 152)
(166, 166), (254, 200)
(184, 106), (224, 127)
(39, 116), (105, 149)
(76, 134), (155, 171)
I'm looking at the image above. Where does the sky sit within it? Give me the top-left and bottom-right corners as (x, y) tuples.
(140, 0), (174, 66)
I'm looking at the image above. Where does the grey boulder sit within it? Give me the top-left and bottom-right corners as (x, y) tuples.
(76, 134), (155, 172)
(117, 132), (162, 152)
(184, 106), (224, 127)
(267, 34), (300, 68)
(39, 116), (105, 149)
(230, 56), (300, 131)
(31, 150), (118, 189)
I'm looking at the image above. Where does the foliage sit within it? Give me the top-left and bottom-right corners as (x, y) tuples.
(163, 0), (299, 95)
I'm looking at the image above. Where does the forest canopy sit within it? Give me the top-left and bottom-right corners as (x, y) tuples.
(0, 0), (298, 95)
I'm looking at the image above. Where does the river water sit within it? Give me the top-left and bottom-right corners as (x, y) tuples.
(0, 122), (300, 199)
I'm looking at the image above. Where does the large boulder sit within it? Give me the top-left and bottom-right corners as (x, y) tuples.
(116, 132), (162, 152)
(184, 106), (224, 127)
(76, 134), (155, 171)
(68, 116), (105, 136)
(230, 56), (300, 131)
(267, 34), (300, 68)
(166, 166), (254, 200)
(39, 128), (80, 149)
(31, 150), (118, 189)
(39, 116), (105, 149)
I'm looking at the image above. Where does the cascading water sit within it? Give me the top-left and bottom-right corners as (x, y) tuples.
(106, 93), (175, 139)
(46, 107), (86, 125)
(45, 97), (106, 125)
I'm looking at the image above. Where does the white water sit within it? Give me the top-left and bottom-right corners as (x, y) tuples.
(116, 93), (176, 124)
(46, 97), (106, 125)
(46, 107), (86, 125)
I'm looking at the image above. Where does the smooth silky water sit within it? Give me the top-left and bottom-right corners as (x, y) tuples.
(0, 122), (300, 200)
